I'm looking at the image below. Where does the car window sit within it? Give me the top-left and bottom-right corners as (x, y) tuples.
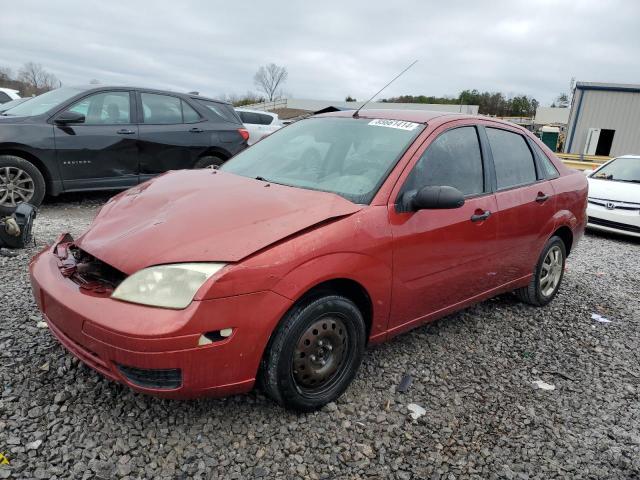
(0, 92), (10, 103)
(530, 141), (559, 179)
(141, 93), (182, 124)
(404, 126), (484, 196)
(255, 113), (273, 125)
(181, 100), (200, 123)
(196, 99), (241, 124)
(67, 91), (131, 124)
(592, 157), (640, 183)
(487, 128), (537, 189)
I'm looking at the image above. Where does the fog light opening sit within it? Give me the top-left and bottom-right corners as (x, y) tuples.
(198, 328), (234, 346)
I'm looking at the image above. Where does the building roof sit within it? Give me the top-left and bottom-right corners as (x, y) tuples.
(576, 81), (640, 93)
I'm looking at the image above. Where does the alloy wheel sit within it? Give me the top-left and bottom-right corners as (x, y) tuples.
(0, 166), (35, 207)
(539, 245), (563, 297)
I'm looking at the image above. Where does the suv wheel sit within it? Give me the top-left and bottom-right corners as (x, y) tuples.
(194, 155), (225, 169)
(515, 236), (566, 306)
(261, 295), (366, 412)
(0, 155), (46, 215)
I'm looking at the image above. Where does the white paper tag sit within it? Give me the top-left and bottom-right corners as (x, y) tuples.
(368, 119), (420, 131)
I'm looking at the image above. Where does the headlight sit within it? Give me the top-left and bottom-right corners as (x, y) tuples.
(111, 263), (226, 309)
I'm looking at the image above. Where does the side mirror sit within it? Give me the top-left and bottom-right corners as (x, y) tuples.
(411, 186), (465, 210)
(55, 111), (85, 125)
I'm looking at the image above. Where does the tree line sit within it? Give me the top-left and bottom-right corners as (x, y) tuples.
(0, 62), (62, 97)
(381, 89), (541, 117)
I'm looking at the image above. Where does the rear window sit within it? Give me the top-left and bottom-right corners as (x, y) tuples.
(487, 128), (537, 189)
(238, 111), (273, 125)
(195, 99), (241, 124)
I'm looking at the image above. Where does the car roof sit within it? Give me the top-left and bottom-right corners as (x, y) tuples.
(71, 85), (232, 105)
(317, 108), (520, 129)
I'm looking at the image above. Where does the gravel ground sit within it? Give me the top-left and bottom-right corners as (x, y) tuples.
(1, 192), (639, 480)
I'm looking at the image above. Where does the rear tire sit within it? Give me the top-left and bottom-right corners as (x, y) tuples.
(0, 155), (46, 215)
(261, 295), (366, 412)
(515, 236), (566, 306)
(194, 155), (225, 169)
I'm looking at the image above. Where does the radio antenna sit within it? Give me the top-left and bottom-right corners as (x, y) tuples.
(353, 60), (418, 118)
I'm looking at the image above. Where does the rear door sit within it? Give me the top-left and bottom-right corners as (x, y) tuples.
(53, 89), (138, 190)
(136, 91), (211, 179)
(484, 126), (557, 284)
(388, 122), (500, 331)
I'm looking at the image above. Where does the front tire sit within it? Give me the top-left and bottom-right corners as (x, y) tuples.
(0, 155), (46, 215)
(515, 236), (566, 306)
(261, 295), (366, 412)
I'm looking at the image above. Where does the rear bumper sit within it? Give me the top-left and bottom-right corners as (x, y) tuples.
(29, 242), (292, 399)
(587, 203), (640, 238)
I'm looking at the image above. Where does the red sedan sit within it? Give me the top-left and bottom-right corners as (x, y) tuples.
(30, 110), (588, 411)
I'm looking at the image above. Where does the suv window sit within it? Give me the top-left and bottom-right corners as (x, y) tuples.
(196, 99), (241, 123)
(141, 93), (182, 124)
(181, 100), (201, 123)
(487, 128), (537, 189)
(530, 141), (559, 179)
(404, 126), (484, 196)
(68, 91), (131, 124)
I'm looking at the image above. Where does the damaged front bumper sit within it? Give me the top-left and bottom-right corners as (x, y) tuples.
(29, 234), (293, 399)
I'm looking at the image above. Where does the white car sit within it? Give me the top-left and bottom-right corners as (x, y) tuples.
(0, 88), (20, 104)
(586, 155), (640, 238)
(235, 108), (282, 145)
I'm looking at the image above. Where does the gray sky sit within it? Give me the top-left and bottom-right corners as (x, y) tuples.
(1, 0), (638, 105)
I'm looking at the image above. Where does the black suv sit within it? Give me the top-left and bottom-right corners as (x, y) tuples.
(0, 86), (248, 213)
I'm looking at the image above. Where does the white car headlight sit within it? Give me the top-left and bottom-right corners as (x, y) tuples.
(111, 263), (226, 309)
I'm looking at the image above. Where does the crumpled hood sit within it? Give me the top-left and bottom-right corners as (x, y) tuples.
(76, 170), (361, 274)
(588, 177), (640, 203)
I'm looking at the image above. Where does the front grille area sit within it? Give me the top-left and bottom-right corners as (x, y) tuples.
(56, 244), (127, 294)
(588, 216), (640, 234)
(117, 365), (183, 390)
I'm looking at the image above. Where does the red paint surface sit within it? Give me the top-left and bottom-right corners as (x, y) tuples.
(30, 110), (587, 398)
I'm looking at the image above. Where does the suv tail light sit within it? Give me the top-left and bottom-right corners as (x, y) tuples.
(238, 128), (250, 142)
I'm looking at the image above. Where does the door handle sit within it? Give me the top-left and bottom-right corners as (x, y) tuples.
(116, 129), (135, 135)
(471, 210), (491, 222)
(189, 127), (204, 133)
(535, 193), (550, 203)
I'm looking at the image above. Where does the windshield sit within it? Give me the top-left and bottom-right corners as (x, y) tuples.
(592, 157), (640, 183)
(221, 117), (424, 203)
(2, 87), (85, 117)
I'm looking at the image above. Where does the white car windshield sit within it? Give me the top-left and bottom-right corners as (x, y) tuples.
(221, 117), (424, 204)
(592, 157), (640, 183)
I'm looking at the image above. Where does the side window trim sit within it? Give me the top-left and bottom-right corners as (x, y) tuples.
(527, 137), (559, 179)
(482, 125), (545, 192)
(396, 124), (490, 206)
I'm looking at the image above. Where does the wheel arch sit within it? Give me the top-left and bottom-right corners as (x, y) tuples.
(552, 225), (573, 256)
(195, 147), (232, 166)
(0, 147), (54, 195)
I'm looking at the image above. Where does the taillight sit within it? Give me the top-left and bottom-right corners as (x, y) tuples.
(238, 128), (249, 142)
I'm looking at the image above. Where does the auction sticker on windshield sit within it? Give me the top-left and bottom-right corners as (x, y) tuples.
(368, 119), (420, 130)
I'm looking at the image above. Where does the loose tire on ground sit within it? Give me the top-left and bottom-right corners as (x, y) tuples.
(0, 155), (46, 215)
(515, 235), (567, 306)
(260, 295), (366, 412)
(194, 155), (225, 169)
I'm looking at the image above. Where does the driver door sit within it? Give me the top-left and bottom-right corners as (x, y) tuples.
(388, 123), (500, 333)
(53, 89), (138, 190)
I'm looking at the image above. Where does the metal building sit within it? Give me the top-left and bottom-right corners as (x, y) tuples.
(565, 82), (640, 157)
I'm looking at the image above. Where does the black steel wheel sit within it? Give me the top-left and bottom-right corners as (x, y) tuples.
(261, 294), (366, 412)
